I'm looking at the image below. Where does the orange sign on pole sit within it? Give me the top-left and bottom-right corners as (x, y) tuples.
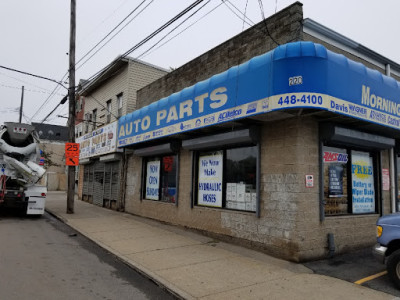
(65, 143), (80, 166)
(65, 143), (79, 156)
(66, 156), (79, 166)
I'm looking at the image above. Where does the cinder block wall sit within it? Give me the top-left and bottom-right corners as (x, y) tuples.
(124, 2), (392, 261)
(124, 117), (319, 261)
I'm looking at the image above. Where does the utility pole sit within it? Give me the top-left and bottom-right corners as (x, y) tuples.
(67, 0), (76, 214)
(19, 86), (24, 123)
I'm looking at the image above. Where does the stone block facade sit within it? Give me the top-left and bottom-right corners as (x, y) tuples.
(124, 116), (391, 261)
(119, 2), (397, 261)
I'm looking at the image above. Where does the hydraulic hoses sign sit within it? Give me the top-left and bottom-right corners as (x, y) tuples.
(198, 152), (223, 207)
(351, 151), (375, 214)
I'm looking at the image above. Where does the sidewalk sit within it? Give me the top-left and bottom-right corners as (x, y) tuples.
(45, 192), (395, 300)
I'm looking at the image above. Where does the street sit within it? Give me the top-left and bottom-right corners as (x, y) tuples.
(0, 209), (176, 300)
(304, 247), (400, 297)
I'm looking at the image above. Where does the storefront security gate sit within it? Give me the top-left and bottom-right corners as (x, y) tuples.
(82, 160), (121, 207)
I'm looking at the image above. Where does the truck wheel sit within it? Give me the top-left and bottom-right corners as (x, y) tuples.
(387, 249), (400, 289)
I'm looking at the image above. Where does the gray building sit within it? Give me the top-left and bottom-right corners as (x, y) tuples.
(115, 2), (400, 261)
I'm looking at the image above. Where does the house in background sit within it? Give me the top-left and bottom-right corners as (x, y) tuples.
(32, 122), (68, 191)
(75, 56), (168, 210)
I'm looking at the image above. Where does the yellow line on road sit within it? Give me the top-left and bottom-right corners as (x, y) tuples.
(354, 271), (388, 285)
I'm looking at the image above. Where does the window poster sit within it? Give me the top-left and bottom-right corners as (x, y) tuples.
(328, 165), (343, 197)
(198, 151), (223, 207)
(146, 160), (160, 200)
(351, 151), (375, 214)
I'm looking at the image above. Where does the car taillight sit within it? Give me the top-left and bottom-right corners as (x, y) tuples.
(41, 193), (46, 197)
(377, 225), (383, 238)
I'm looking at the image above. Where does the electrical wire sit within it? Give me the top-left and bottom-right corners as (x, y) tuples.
(75, 0), (151, 70)
(257, 0), (280, 46)
(30, 82), (66, 121)
(77, 0), (130, 45)
(0, 83), (64, 96)
(223, 0), (254, 27)
(139, 1), (223, 60)
(85, 0), (206, 84)
(0, 65), (67, 90)
(0, 71), (57, 94)
(38, 0), (207, 125)
(32, 1), (149, 123)
(136, 0), (212, 61)
(122, 1), (204, 58)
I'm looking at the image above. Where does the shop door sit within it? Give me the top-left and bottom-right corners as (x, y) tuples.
(83, 165), (89, 195)
(110, 161), (120, 202)
(103, 163), (111, 201)
(93, 162), (105, 206)
(102, 161), (120, 207)
(83, 164), (95, 202)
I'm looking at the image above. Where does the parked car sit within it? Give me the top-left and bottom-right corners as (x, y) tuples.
(373, 213), (400, 289)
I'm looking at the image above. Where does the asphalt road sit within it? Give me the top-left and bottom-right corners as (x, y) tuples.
(0, 209), (176, 300)
(304, 247), (400, 297)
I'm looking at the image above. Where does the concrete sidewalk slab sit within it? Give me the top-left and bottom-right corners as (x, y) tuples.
(45, 192), (395, 300)
(126, 244), (240, 271)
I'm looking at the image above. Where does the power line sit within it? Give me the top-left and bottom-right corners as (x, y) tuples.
(0, 82), (64, 96)
(122, 0), (205, 59)
(30, 81), (66, 121)
(76, 0), (151, 70)
(34, 1), (151, 122)
(0, 65), (70, 123)
(40, 102), (63, 124)
(38, 0), (207, 124)
(85, 0), (206, 84)
(241, 0), (249, 31)
(223, 0), (254, 27)
(77, 0), (130, 45)
(137, 0), (212, 61)
(0, 71), (58, 93)
(0, 65), (68, 90)
(257, 0), (280, 46)
(139, 1), (224, 60)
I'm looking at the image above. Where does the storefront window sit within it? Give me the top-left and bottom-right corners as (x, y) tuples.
(143, 155), (177, 203)
(323, 145), (376, 216)
(196, 146), (257, 212)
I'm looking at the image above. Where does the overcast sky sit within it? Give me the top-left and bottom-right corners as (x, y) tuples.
(0, 0), (399, 126)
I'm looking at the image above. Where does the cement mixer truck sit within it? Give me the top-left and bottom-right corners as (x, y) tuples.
(0, 122), (47, 215)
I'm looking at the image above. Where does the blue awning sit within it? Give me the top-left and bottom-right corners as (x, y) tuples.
(118, 41), (400, 147)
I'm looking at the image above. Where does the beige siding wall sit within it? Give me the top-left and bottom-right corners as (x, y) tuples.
(127, 61), (168, 114)
(81, 61), (167, 134)
(84, 67), (129, 130)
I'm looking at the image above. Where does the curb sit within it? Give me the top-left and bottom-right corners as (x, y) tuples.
(45, 208), (193, 300)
